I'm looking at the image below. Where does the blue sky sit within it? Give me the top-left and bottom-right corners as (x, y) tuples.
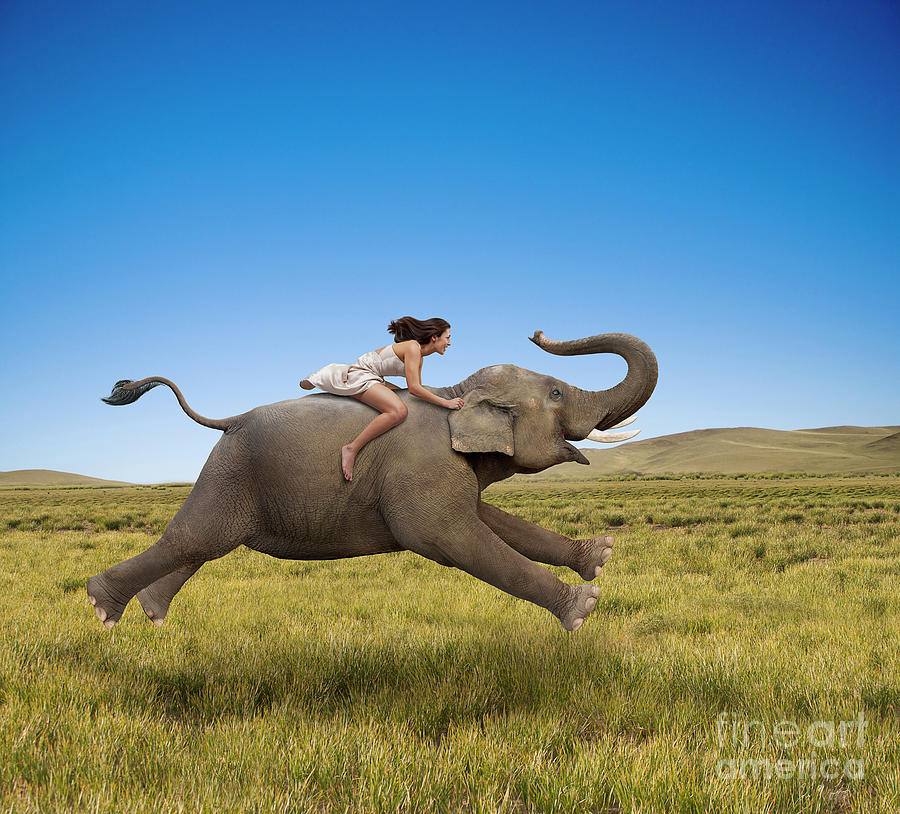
(2, 0), (898, 483)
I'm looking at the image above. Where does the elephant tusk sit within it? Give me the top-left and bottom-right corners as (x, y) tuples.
(586, 429), (641, 444)
(609, 415), (637, 429)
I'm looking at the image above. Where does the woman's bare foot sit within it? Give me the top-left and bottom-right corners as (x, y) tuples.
(299, 380), (315, 390)
(340, 444), (357, 481)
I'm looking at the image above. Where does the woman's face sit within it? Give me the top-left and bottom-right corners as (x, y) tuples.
(431, 328), (452, 354)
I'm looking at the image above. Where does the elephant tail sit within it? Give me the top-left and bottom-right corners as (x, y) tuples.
(101, 377), (237, 432)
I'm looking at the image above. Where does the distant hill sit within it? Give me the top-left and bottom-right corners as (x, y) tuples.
(5, 425), (899, 487)
(515, 425), (900, 480)
(0, 470), (133, 487)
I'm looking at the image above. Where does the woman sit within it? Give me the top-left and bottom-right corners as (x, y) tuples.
(300, 316), (464, 481)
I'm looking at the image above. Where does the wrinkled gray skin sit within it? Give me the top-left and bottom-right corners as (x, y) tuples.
(88, 331), (657, 632)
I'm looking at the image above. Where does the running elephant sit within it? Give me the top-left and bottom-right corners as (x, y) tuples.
(88, 330), (658, 632)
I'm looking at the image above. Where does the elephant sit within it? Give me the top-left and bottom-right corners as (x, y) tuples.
(87, 330), (657, 632)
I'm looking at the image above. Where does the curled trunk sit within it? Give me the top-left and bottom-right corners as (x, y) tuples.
(529, 331), (658, 437)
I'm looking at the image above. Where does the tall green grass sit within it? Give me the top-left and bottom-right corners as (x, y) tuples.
(1, 476), (899, 812)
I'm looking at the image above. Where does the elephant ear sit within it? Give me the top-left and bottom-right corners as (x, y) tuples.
(449, 389), (515, 456)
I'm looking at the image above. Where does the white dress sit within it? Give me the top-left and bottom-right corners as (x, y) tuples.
(304, 345), (407, 395)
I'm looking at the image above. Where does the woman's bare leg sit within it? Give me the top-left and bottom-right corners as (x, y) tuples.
(341, 383), (408, 481)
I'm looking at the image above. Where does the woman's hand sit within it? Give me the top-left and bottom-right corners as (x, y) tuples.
(444, 397), (464, 410)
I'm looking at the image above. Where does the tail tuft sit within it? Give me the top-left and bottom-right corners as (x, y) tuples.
(101, 379), (162, 406)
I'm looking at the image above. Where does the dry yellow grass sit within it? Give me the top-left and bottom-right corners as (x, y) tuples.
(1, 476), (899, 812)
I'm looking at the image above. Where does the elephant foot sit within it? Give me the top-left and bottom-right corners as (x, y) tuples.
(136, 584), (169, 626)
(573, 535), (614, 581)
(558, 584), (602, 632)
(86, 574), (129, 629)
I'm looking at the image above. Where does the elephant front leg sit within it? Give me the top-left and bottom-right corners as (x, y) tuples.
(478, 501), (613, 581)
(386, 508), (601, 631)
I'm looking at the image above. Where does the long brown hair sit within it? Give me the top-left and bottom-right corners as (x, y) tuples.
(387, 316), (450, 345)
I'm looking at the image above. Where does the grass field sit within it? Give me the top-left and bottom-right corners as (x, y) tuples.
(1, 475), (899, 812)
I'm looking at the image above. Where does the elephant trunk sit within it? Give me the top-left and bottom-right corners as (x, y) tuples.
(529, 331), (658, 438)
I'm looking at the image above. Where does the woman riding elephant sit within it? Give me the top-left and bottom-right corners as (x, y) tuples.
(94, 327), (657, 632)
(301, 316), (464, 481)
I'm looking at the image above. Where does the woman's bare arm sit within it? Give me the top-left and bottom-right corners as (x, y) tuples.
(397, 341), (459, 409)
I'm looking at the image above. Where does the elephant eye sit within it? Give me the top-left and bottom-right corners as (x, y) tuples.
(550, 388), (562, 400)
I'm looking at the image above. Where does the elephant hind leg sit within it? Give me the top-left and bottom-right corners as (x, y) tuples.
(86, 571), (133, 629)
(87, 521), (245, 629)
(136, 563), (202, 625)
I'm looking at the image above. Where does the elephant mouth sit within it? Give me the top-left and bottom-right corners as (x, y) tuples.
(565, 441), (590, 465)
(561, 430), (589, 465)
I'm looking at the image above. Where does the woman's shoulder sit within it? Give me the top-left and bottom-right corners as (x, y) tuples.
(390, 339), (421, 360)
(372, 339), (418, 356)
